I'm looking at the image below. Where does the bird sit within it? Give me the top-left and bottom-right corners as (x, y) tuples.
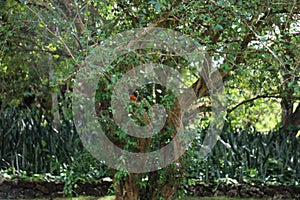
(128, 89), (138, 102)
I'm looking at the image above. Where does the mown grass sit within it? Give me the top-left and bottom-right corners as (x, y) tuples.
(51, 196), (262, 200)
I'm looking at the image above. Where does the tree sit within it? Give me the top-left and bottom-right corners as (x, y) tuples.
(1, 0), (299, 199)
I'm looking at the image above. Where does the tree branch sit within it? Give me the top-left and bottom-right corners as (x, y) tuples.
(227, 94), (281, 113)
(24, 3), (76, 61)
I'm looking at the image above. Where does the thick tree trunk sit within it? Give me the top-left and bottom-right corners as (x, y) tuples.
(281, 34), (299, 133)
(114, 174), (140, 200)
(290, 104), (300, 128)
(282, 103), (300, 131)
(114, 172), (181, 200)
(281, 98), (294, 127)
(113, 101), (184, 200)
(280, 65), (300, 133)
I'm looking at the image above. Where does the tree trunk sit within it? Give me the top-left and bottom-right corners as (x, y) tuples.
(282, 103), (300, 131)
(48, 55), (60, 130)
(290, 104), (300, 128)
(281, 98), (294, 127)
(113, 101), (184, 200)
(114, 174), (140, 200)
(280, 33), (299, 133)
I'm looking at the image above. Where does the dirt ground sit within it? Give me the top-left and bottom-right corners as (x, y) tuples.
(0, 178), (299, 199)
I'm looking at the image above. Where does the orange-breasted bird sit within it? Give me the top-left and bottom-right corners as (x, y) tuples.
(128, 89), (138, 101)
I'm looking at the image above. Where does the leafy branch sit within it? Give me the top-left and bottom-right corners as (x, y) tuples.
(23, 2), (76, 62)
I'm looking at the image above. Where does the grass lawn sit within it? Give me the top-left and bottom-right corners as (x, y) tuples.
(50, 196), (262, 200)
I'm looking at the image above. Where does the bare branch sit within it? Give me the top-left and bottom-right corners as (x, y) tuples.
(227, 94), (281, 113)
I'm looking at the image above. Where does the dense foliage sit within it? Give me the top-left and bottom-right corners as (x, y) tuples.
(0, 107), (299, 197)
(1, 0), (299, 199)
